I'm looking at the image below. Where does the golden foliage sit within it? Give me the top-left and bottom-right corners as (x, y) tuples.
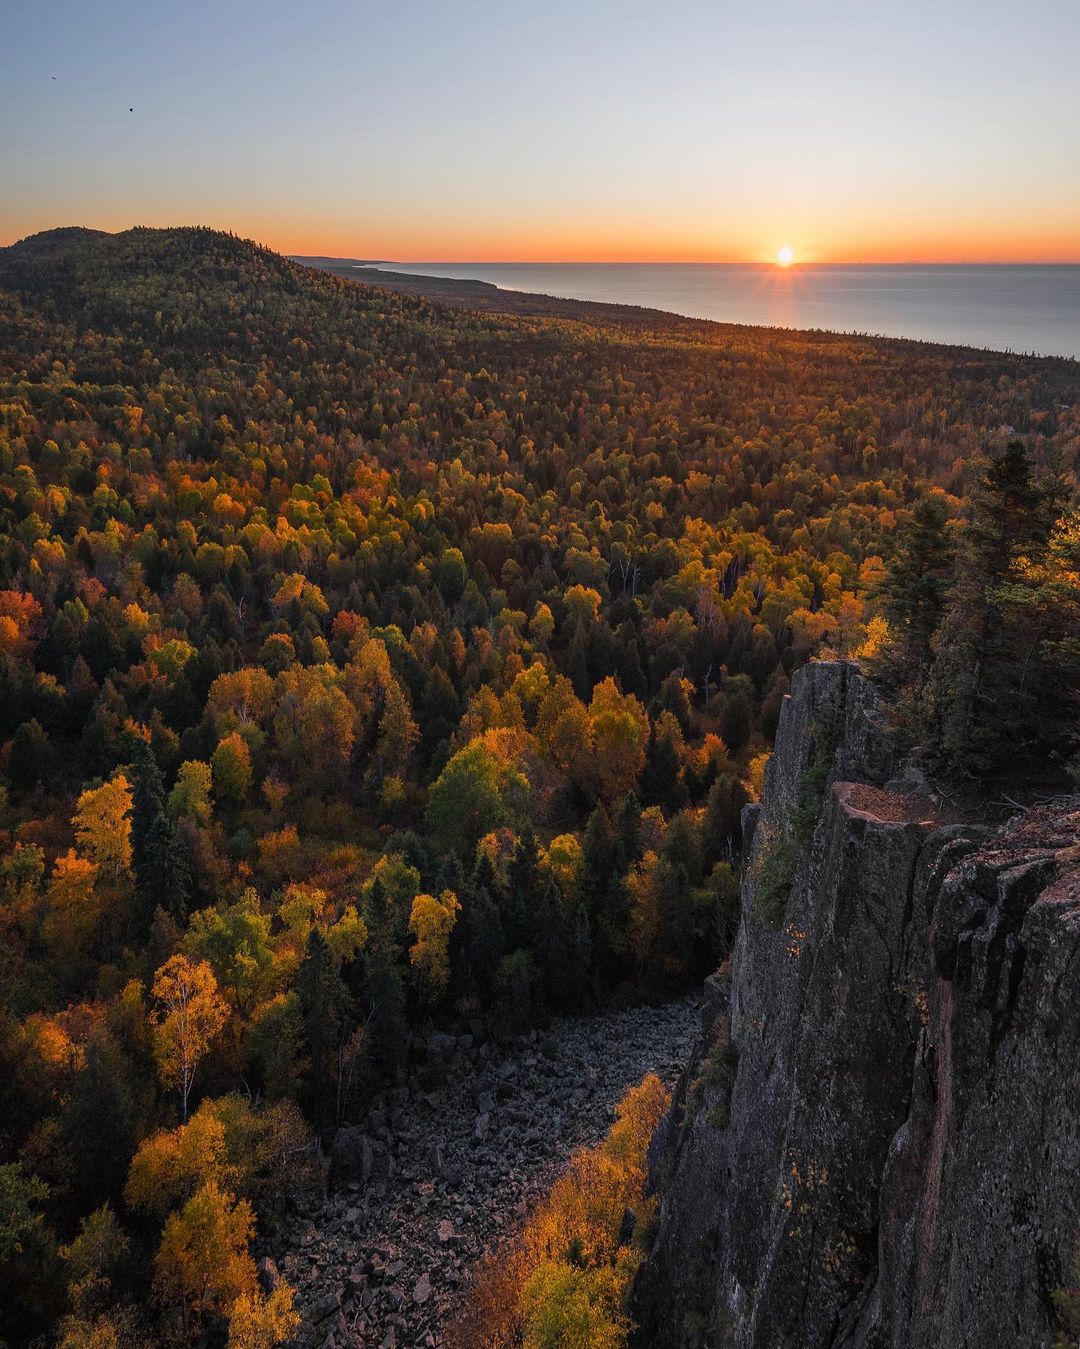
(73, 773), (132, 882)
(408, 889), (461, 1001)
(150, 955), (230, 1121)
(153, 1181), (255, 1325)
(449, 1073), (669, 1349)
(125, 1109), (229, 1217)
(227, 1284), (299, 1349)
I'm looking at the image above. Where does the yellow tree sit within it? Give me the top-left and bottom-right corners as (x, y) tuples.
(73, 773), (133, 884)
(374, 677), (419, 780)
(541, 834), (584, 905)
(205, 668), (274, 735)
(213, 733), (252, 803)
(626, 853), (663, 974)
(227, 1284), (299, 1349)
(536, 676), (589, 773)
(42, 849), (100, 964)
(125, 1109), (230, 1218)
(563, 584), (602, 626)
(408, 890), (461, 1004)
(272, 666), (355, 792)
(585, 678), (649, 803)
(168, 759), (213, 826)
(153, 1181), (256, 1335)
(151, 956), (230, 1122)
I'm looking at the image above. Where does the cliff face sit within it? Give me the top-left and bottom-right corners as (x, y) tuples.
(635, 661), (1080, 1349)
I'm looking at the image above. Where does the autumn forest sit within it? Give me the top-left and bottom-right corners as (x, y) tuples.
(0, 225), (1077, 1348)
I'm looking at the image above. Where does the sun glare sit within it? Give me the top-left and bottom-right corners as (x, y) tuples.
(776, 245), (795, 267)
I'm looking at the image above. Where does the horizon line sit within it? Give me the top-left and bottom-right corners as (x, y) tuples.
(5, 224), (1080, 268)
(354, 257), (1080, 268)
(5, 226), (1079, 268)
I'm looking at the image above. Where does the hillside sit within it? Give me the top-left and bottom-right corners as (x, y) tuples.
(0, 225), (1077, 1347)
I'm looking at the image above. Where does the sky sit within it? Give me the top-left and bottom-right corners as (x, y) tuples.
(2, 0), (1079, 263)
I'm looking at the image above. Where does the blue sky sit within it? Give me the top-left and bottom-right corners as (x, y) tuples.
(2, 0), (1078, 260)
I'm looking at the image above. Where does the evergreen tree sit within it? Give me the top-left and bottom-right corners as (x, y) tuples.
(580, 804), (633, 982)
(662, 813), (703, 887)
(922, 441), (1066, 781)
(360, 878), (407, 1077)
(655, 859), (692, 982)
(701, 774), (746, 867)
(128, 739), (189, 928)
(566, 621), (592, 701)
(528, 869), (591, 1014)
(876, 492), (956, 681)
(643, 721), (687, 813)
(579, 805), (617, 916)
(504, 825), (540, 952)
(613, 793), (644, 872)
(295, 928), (342, 1124)
(453, 854), (507, 1006)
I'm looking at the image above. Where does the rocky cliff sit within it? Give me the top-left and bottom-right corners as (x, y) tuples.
(635, 660), (1080, 1348)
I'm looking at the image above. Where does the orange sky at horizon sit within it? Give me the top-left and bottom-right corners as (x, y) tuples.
(8, 204), (1077, 266)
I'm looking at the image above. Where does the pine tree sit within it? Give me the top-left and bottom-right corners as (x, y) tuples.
(876, 492), (956, 682)
(643, 721), (687, 813)
(129, 739), (189, 928)
(359, 878), (407, 1077)
(295, 929), (342, 1123)
(504, 826), (540, 952)
(453, 854), (507, 1005)
(566, 621), (592, 701)
(580, 805), (631, 982)
(613, 793), (643, 872)
(923, 441), (1066, 781)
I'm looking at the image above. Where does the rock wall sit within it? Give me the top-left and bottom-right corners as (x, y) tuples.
(635, 660), (1080, 1349)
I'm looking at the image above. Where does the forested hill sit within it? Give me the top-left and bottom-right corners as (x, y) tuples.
(0, 224), (1077, 1346)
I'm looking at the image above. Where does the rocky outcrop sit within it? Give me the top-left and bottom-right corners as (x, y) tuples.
(635, 660), (1080, 1349)
(273, 999), (697, 1347)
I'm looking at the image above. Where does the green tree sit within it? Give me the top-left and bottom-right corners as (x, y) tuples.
(129, 739), (189, 927)
(295, 929), (345, 1123)
(875, 492), (956, 682)
(923, 441), (1066, 780)
(425, 733), (529, 859)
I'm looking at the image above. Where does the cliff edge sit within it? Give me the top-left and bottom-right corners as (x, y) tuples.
(634, 660), (1080, 1348)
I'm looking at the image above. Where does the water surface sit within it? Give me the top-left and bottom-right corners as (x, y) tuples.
(373, 262), (1080, 360)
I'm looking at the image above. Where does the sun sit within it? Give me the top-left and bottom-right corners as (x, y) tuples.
(776, 245), (795, 267)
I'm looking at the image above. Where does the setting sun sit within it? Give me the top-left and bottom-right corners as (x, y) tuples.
(776, 245), (795, 266)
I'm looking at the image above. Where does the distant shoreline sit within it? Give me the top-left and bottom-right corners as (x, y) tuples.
(299, 258), (1080, 365)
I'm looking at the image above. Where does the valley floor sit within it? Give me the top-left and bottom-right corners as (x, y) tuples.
(272, 998), (698, 1348)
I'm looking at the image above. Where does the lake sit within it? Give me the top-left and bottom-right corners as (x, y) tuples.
(372, 262), (1080, 360)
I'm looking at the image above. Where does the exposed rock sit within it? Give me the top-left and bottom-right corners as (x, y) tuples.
(634, 660), (1080, 1349)
(275, 996), (697, 1345)
(256, 1255), (281, 1293)
(329, 1128), (389, 1188)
